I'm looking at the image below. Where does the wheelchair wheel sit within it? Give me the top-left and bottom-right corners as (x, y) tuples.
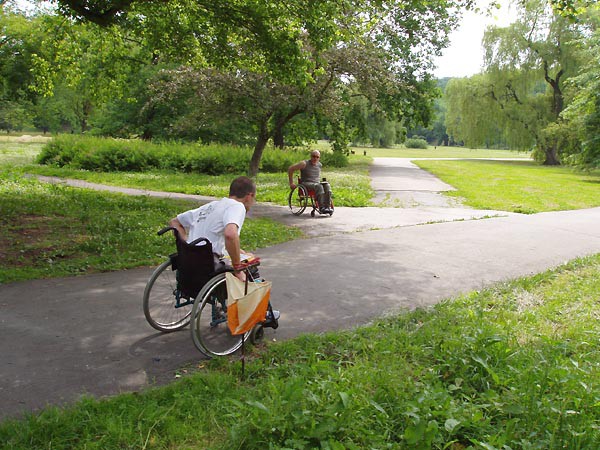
(288, 185), (309, 216)
(250, 324), (265, 345)
(190, 272), (250, 357)
(143, 258), (192, 332)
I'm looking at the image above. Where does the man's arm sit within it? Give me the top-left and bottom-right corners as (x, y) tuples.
(288, 160), (306, 188)
(168, 217), (187, 242)
(224, 222), (246, 281)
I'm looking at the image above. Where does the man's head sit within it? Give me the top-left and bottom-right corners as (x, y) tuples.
(309, 150), (321, 165)
(229, 176), (256, 211)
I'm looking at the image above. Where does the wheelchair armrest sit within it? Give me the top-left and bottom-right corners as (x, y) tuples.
(233, 257), (261, 271)
(157, 226), (175, 236)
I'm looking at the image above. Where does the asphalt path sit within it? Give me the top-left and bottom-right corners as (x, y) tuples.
(2, 159), (599, 420)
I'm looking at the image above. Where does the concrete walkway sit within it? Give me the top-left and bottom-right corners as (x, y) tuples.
(2, 159), (599, 420)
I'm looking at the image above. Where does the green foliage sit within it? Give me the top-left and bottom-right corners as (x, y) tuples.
(404, 138), (429, 149)
(446, 1), (591, 164)
(2, 254), (600, 448)
(561, 20), (600, 169)
(37, 135), (326, 174)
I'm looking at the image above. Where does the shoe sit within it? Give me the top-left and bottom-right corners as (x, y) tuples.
(266, 309), (280, 321)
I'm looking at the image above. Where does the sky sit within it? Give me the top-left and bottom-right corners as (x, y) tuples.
(433, 1), (518, 79)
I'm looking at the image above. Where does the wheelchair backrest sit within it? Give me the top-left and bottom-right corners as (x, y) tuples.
(174, 236), (216, 299)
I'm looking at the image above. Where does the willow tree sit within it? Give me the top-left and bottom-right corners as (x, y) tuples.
(444, 74), (537, 149)
(478, 0), (586, 164)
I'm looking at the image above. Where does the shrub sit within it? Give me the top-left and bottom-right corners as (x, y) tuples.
(405, 138), (428, 149)
(36, 135), (344, 174)
(321, 150), (348, 168)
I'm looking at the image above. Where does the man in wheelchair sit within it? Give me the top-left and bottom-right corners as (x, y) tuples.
(169, 176), (255, 281)
(288, 149), (333, 215)
(168, 176), (279, 321)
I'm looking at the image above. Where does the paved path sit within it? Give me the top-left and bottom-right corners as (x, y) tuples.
(2, 159), (599, 420)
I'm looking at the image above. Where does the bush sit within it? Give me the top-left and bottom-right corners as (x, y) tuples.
(404, 138), (428, 149)
(36, 135), (340, 174)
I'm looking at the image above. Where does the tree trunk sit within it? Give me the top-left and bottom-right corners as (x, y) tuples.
(542, 143), (560, 166)
(78, 99), (93, 133)
(273, 126), (284, 149)
(249, 125), (270, 177)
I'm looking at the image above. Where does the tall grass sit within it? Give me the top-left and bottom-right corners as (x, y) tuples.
(2, 254), (599, 448)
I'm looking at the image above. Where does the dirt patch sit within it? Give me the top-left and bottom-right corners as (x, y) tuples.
(1, 214), (87, 267)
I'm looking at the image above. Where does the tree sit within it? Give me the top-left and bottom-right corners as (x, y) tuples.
(137, 0), (464, 175)
(0, 7), (43, 131)
(444, 0), (587, 163)
(560, 6), (600, 167)
(41, 0), (467, 175)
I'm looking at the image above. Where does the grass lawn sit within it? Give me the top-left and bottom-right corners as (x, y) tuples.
(345, 144), (532, 159)
(19, 159), (374, 207)
(414, 159), (600, 213)
(0, 159), (303, 283)
(2, 254), (599, 448)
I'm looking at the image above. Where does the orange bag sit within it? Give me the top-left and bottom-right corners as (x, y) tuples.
(225, 272), (272, 335)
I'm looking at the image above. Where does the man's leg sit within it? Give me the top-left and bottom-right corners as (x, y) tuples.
(313, 183), (326, 210)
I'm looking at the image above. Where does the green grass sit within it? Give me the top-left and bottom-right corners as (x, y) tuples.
(3, 142), (598, 283)
(349, 144), (532, 159)
(2, 254), (599, 448)
(0, 169), (302, 283)
(414, 159), (600, 213)
(20, 158), (374, 207)
(0, 142), (46, 165)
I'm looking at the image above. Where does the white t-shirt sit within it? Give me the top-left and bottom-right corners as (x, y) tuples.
(176, 198), (246, 256)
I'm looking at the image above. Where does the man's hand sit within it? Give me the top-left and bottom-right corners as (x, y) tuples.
(233, 267), (247, 282)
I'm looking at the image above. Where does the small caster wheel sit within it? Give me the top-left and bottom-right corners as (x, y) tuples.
(250, 324), (264, 344)
(311, 210), (315, 217)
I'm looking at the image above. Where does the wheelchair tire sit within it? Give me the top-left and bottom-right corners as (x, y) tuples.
(143, 258), (193, 332)
(288, 185), (309, 216)
(250, 324), (265, 345)
(190, 272), (250, 358)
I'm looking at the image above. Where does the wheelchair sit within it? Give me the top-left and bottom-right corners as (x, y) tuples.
(288, 177), (334, 217)
(142, 227), (278, 358)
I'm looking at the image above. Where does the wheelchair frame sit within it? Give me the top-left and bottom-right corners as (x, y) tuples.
(288, 177), (334, 217)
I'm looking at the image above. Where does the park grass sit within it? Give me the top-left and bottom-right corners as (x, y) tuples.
(0, 169), (302, 283)
(1, 253), (599, 449)
(345, 144), (532, 159)
(18, 158), (374, 207)
(414, 159), (600, 213)
(3, 141), (598, 282)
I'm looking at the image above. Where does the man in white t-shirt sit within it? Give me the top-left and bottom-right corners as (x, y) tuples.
(169, 176), (256, 282)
